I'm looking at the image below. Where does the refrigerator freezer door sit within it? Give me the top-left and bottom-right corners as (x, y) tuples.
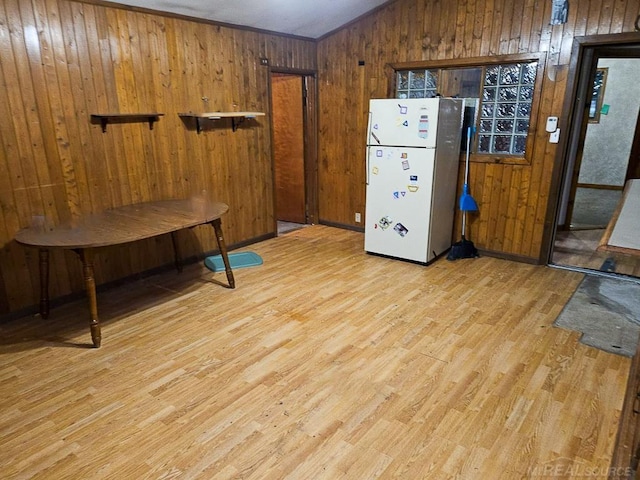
(364, 146), (435, 263)
(368, 98), (440, 148)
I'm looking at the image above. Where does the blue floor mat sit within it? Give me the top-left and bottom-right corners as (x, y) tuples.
(204, 251), (263, 272)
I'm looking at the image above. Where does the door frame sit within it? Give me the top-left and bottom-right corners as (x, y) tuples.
(542, 32), (640, 264)
(268, 68), (319, 229)
(626, 107), (640, 181)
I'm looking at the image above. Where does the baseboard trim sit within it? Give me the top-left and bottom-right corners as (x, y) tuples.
(477, 248), (540, 265)
(319, 219), (365, 233)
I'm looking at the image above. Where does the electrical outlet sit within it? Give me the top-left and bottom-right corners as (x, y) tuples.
(355, 212), (361, 223)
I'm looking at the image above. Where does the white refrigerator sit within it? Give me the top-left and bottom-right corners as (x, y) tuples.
(364, 98), (463, 263)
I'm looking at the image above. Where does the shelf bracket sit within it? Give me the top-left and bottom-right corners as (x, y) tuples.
(231, 117), (245, 132)
(196, 116), (222, 134)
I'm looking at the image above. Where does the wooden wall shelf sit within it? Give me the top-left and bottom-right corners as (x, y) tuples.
(178, 111), (265, 133)
(91, 113), (164, 133)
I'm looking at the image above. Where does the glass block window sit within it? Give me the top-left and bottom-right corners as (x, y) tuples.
(396, 70), (438, 99)
(478, 63), (537, 155)
(395, 61), (538, 159)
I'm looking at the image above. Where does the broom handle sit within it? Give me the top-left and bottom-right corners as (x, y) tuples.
(462, 210), (467, 237)
(464, 126), (471, 184)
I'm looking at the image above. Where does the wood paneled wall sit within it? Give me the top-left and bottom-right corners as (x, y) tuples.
(0, 0), (316, 315)
(317, 0), (640, 260)
(2, 0), (639, 316)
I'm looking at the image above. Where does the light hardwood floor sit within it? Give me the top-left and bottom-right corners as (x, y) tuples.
(0, 226), (631, 479)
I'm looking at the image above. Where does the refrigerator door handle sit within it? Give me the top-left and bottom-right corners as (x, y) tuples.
(366, 111), (373, 185)
(366, 147), (370, 185)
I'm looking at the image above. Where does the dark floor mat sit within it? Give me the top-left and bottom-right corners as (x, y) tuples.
(554, 274), (640, 356)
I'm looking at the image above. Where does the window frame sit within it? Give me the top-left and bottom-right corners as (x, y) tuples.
(387, 53), (546, 165)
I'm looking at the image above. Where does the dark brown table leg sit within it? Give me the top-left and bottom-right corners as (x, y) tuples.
(170, 231), (183, 273)
(211, 218), (235, 289)
(77, 248), (101, 347)
(38, 248), (50, 319)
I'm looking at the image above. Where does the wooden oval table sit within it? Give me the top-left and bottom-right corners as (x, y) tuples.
(14, 198), (235, 347)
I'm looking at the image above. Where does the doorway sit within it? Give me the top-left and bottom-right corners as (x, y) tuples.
(270, 71), (318, 235)
(550, 39), (640, 278)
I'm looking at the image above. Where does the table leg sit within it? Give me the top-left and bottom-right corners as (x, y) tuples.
(38, 248), (50, 319)
(211, 218), (235, 289)
(170, 231), (183, 273)
(77, 248), (101, 347)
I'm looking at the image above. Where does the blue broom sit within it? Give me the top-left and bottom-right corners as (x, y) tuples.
(460, 126), (479, 212)
(447, 126), (479, 260)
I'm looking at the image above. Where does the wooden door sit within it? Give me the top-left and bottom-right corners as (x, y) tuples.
(272, 74), (306, 224)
